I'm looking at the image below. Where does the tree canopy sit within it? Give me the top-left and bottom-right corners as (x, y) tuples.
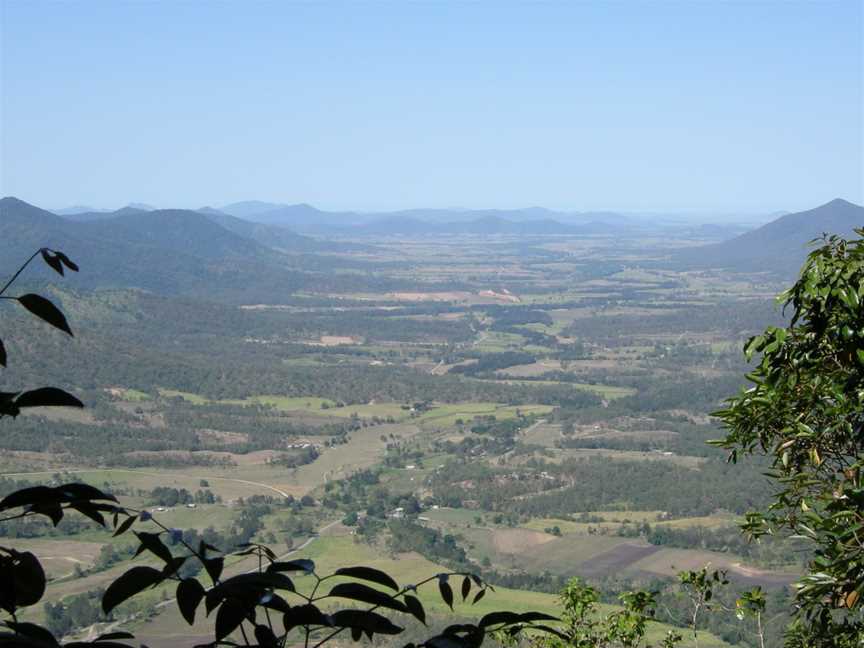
(712, 229), (864, 645)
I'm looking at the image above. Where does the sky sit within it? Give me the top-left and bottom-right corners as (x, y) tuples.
(1, 1), (862, 214)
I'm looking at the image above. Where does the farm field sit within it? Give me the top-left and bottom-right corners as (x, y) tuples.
(0, 225), (800, 646)
(627, 547), (798, 587)
(126, 533), (732, 648)
(7, 538), (105, 579)
(154, 390), (553, 429)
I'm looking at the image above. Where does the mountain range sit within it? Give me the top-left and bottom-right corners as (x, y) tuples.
(46, 204), (348, 254)
(673, 198), (863, 274)
(0, 198), (339, 302)
(217, 202), (633, 233)
(3, 196), (860, 302)
(55, 200), (776, 239)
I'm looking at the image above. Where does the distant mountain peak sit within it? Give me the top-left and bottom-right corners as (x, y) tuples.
(112, 206), (149, 216)
(197, 206), (226, 215)
(54, 205), (111, 216)
(820, 197), (858, 210)
(1, 196), (65, 224)
(675, 198), (863, 275)
(1, 196), (32, 207)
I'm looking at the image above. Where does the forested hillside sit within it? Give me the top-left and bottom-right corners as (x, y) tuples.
(0, 198), (860, 647)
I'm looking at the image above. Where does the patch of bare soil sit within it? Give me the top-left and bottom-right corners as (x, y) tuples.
(576, 543), (661, 577)
(491, 528), (557, 554)
(196, 429), (250, 445)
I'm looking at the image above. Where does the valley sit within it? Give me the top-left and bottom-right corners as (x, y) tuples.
(1, 197), (861, 647)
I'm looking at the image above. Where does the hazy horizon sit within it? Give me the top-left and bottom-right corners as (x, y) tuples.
(27, 197), (854, 225)
(2, 1), (862, 216)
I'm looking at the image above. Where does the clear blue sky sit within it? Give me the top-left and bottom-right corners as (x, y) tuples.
(1, 1), (861, 213)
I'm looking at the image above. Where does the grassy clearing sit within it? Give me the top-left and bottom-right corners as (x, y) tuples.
(625, 546), (796, 583)
(319, 402), (409, 419)
(251, 395), (336, 410)
(519, 535), (635, 574)
(461, 527), (557, 564)
(288, 423), (419, 492)
(522, 511), (671, 535)
(158, 388), (209, 404)
(139, 504), (236, 531)
(656, 514), (739, 530)
(424, 507), (486, 526)
(7, 538), (105, 579)
(473, 331), (526, 353)
(2, 467), (290, 502)
(524, 447), (704, 469)
(112, 388), (151, 401)
(569, 382), (636, 399)
(153, 389), (552, 430)
(521, 422), (561, 445)
(416, 403), (553, 428)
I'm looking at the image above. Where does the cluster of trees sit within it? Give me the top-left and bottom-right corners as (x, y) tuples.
(479, 305), (554, 327)
(430, 455), (771, 518)
(273, 446), (320, 469)
(561, 299), (783, 347)
(387, 520), (471, 569)
(148, 486), (219, 506)
(448, 351), (537, 376)
(44, 591), (109, 637)
(0, 511), (98, 539)
(645, 524), (802, 569)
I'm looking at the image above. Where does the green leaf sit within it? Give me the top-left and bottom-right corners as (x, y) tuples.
(0, 391), (20, 417)
(203, 556), (224, 584)
(267, 558), (314, 574)
(334, 565), (399, 591)
(282, 604), (331, 632)
(215, 597), (248, 641)
(7, 551), (46, 608)
(133, 532), (174, 564)
(461, 576), (471, 601)
(102, 566), (165, 613)
(70, 501), (107, 527)
(480, 611), (521, 628)
(404, 594), (426, 625)
(517, 612), (558, 624)
(40, 249), (64, 276)
(15, 388), (83, 409)
(176, 578), (206, 625)
(327, 582), (408, 613)
(438, 576), (454, 610)
(330, 609), (404, 636)
(17, 294), (72, 336)
(56, 482), (117, 503)
(0, 485), (55, 511)
(3, 621), (58, 646)
(113, 515), (136, 537)
(254, 624), (278, 647)
(54, 251), (79, 272)
(94, 631), (135, 641)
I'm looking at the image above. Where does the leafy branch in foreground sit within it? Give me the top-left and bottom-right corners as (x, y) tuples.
(0, 482), (562, 648)
(0, 250), (562, 648)
(0, 248), (82, 418)
(501, 578), (682, 648)
(711, 229), (864, 646)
